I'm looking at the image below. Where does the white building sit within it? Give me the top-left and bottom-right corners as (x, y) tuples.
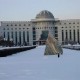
(0, 10), (80, 45)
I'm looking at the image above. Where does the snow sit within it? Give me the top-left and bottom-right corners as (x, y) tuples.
(0, 46), (80, 80)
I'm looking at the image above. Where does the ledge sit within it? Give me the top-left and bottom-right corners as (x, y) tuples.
(0, 46), (36, 57)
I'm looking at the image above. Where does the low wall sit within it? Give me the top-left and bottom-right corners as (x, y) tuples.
(0, 46), (36, 57)
(62, 45), (80, 50)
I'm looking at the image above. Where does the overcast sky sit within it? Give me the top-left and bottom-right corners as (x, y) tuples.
(0, 0), (80, 21)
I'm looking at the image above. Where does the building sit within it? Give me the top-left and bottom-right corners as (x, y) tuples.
(0, 10), (80, 45)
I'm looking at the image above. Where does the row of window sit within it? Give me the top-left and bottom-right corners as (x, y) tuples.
(3, 27), (54, 30)
(3, 28), (29, 30)
(35, 27), (54, 29)
(61, 26), (79, 28)
(6, 24), (30, 26)
(60, 22), (80, 25)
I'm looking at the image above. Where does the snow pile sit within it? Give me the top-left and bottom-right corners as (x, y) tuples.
(0, 46), (80, 80)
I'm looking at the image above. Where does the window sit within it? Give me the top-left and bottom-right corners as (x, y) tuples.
(64, 23), (66, 24)
(4, 32), (5, 38)
(53, 22), (54, 24)
(11, 24), (13, 26)
(55, 34), (58, 37)
(15, 24), (17, 26)
(3, 28), (5, 30)
(69, 26), (71, 28)
(11, 28), (13, 30)
(7, 32), (10, 41)
(69, 23), (71, 24)
(11, 32), (13, 39)
(19, 31), (21, 45)
(24, 24), (26, 26)
(62, 30), (64, 41)
(73, 26), (75, 28)
(19, 24), (21, 26)
(55, 31), (57, 33)
(15, 31), (17, 45)
(33, 35), (36, 40)
(7, 28), (9, 30)
(65, 30), (68, 40)
(7, 24), (9, 26)
(77, 22), (79, 24)
(33, 27), (35, 30)
(73, 22), (75, 24)
(69, 30), (72, 40)
(23, 31), (25, 43)
(15, 28), (17, 30)
(27, 31), (29, 42)
(73, 30), (75, 42)
(59, 23), (61, 25)
(77, 29), (79, 43)
(33, 27), (36, 40)
(45, 27), (47, 29)
(55, 27), (57, 29)
(28, 24), (30, 26)
(33, 31), (36, 34)
(40, 30), (49, 40)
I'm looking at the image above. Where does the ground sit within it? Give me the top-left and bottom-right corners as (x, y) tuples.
(0, 46), (80, 80)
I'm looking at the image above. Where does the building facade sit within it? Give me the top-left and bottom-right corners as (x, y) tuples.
(0, 10), (80, 45)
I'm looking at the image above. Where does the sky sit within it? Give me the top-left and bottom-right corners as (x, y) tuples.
(0, 0), (80, 21)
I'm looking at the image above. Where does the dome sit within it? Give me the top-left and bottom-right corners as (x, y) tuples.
(36, 10), (54, 19)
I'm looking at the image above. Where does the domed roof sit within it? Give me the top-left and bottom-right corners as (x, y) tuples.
(36, 10), (54, 19)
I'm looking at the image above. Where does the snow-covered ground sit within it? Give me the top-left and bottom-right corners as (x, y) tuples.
(0, 46), (80, 80)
